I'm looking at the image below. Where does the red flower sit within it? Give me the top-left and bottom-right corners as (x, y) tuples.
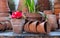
(11, 11), (22, 19)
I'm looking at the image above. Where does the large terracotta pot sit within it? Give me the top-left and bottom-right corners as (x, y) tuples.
(0, 0), (10, 13)
(11, 19), (25, 34)
(24, 13), (42, 21)
(47, 14), (58, 31)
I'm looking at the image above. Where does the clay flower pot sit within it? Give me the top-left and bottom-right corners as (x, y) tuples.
(24, 13), (42, 21)
(54, 8), (60, 14)
(47, 14), (58, 31)
(24, 21), (33, 32)
(54, 4), (60, 9)
(0, 0), (10, 13)
(29, 21), (40, 33)
(11, 19), (25, 34)
(37, 22), (47, 34)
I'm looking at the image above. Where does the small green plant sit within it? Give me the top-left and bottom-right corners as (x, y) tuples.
(24, 0), (36, 13)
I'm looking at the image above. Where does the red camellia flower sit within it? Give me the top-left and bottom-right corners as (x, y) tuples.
(11, 11), (22, 19)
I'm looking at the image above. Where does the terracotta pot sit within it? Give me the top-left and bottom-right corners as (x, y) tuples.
(24, 21), (33, 32)
(29, 21), (40, 33)
(11, 19), (25, 34)
(24, 13), (42, 21)
(54, 9), (60, 14)
(54, 4), (60, 9)
(37, 22), (47, 33)
(5, 21), (12, 30)
(44, 10), (53, 15)
(47, 14), (58, 31)
(0, 0), (10, 13)
(0, 13), (9, 17)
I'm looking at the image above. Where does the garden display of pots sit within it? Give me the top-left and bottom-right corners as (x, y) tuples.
(47, 14), (58, 31)
(36, 0), (50, 11)
(11, 19), (25, 34)
(0, 0), (10, 13)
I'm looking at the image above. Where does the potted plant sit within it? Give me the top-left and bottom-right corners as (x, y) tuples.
(21, 0), (42, 21)
(11, 11), (25, 34)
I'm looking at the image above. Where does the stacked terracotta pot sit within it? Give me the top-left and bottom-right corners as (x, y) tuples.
(0, 0), (12, 31)
(54, 0), (60, 19)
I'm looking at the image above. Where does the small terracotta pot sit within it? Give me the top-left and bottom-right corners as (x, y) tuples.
(29, 21), (40, 33)
(37, 22), (47, 33)
(54, 4), (60, 9)
(24, 21), (33, 32)
(47, 14), (58, 31)
(44, 10), (53, 15)
(24, 13), (42, 21)
(5, 21), (12, 30)
(54, 9), (60, 14)
(11, 19), (25, 34)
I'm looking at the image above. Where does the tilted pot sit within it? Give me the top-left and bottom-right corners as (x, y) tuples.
(37, 21), (48, 34)
(24, 21), (33, 32)
(29, 21), (40, 33)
